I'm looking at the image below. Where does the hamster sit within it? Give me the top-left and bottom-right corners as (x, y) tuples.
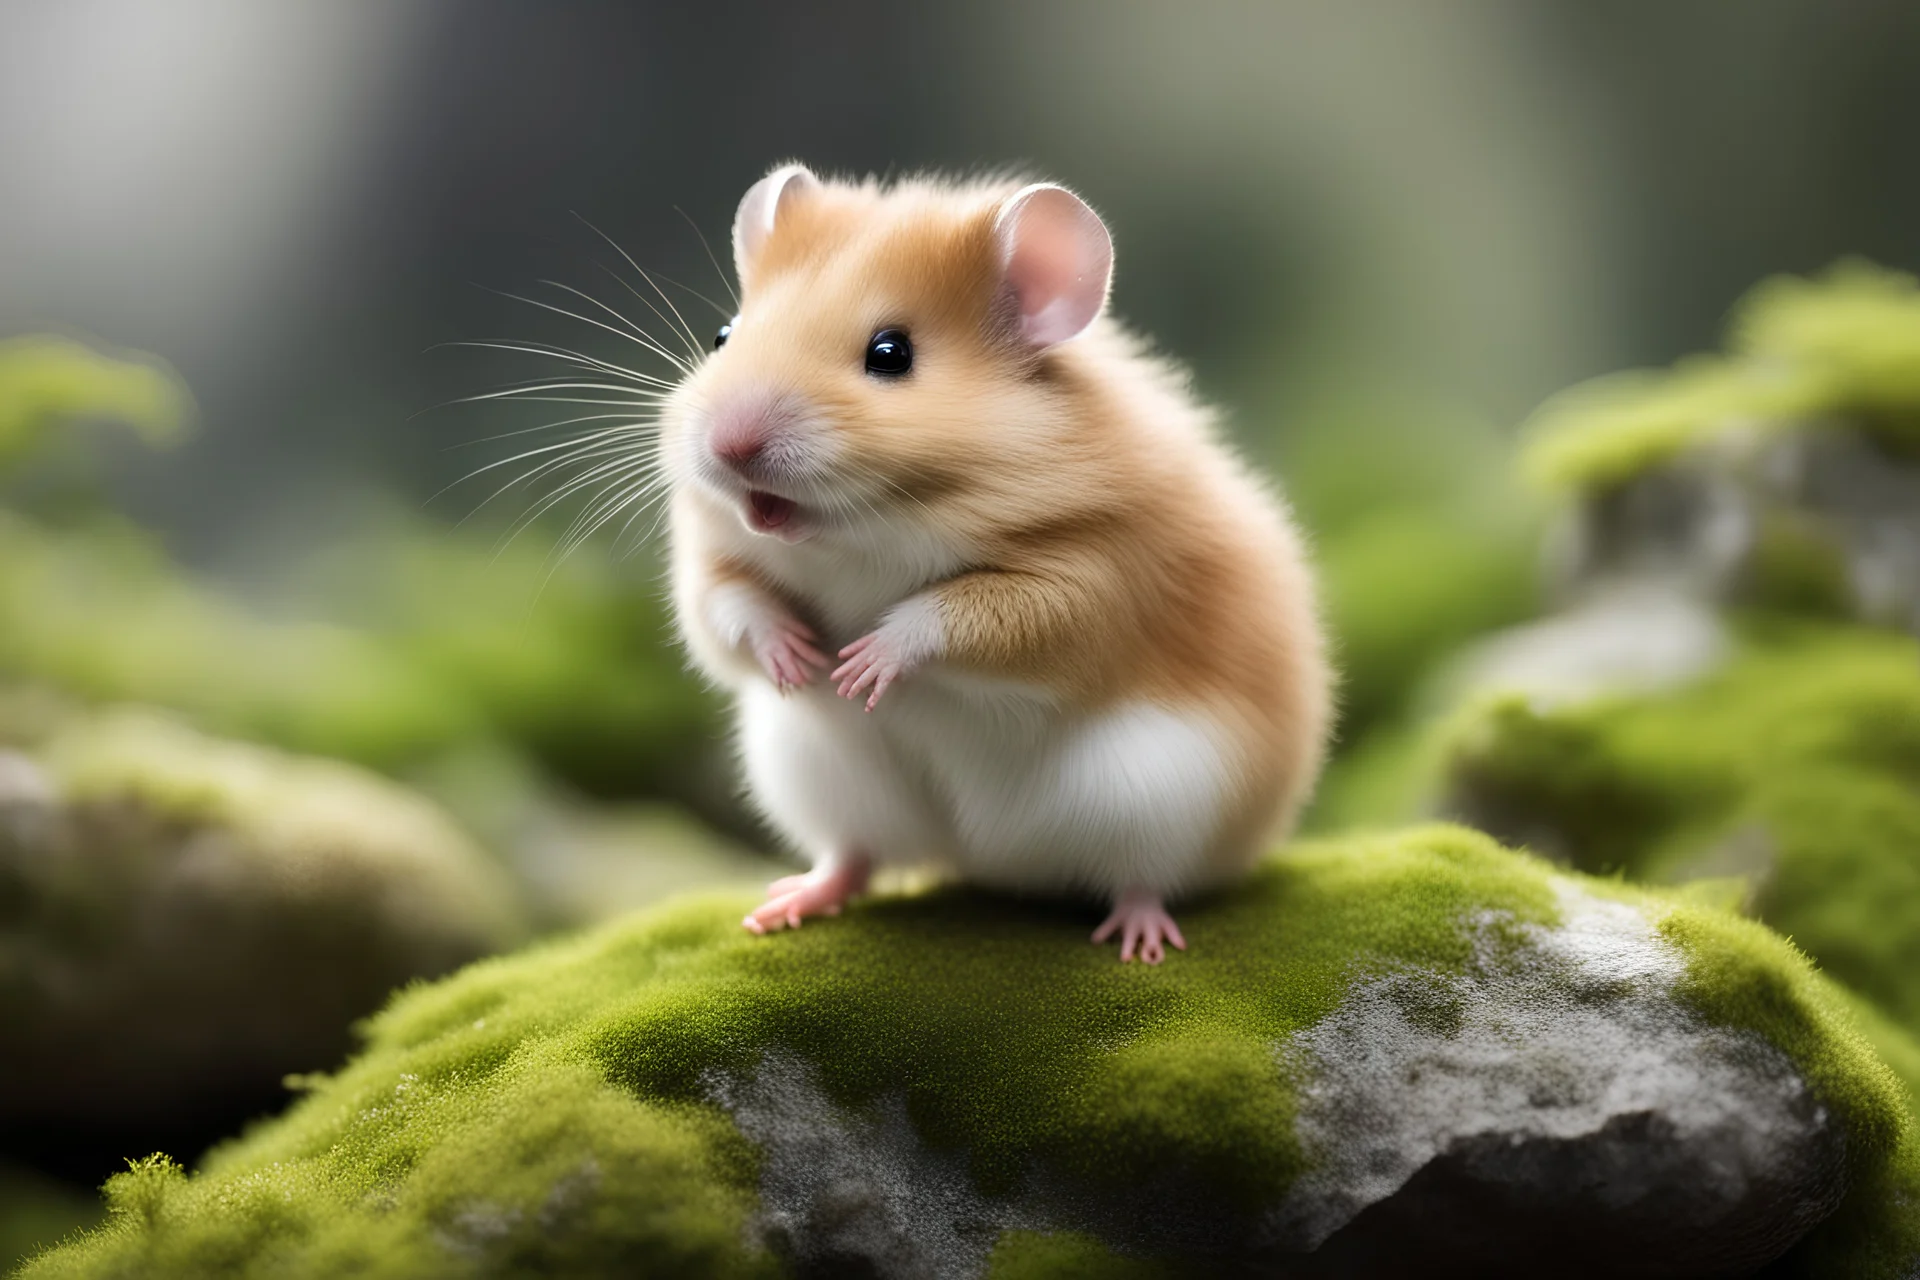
(660, 163), (1333, 963)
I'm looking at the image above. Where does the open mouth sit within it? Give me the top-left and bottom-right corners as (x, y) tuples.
(745, 489), (798, 533)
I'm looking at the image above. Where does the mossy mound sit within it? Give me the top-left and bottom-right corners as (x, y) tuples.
(1, 710), (528, 1153)
(16, 826), (1910, 1279)
(0, 510), (721, 800)
(0, 338), (187, 471)
(1441, 621), (1920, 1037)
(1523, 260), (1920, 494)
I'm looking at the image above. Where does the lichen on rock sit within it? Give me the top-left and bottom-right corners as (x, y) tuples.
(15, 826), (1906, 1279)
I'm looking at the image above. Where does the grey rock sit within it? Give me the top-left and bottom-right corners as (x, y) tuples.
(1440, 583), (1728, 710)
(1551, 420), (1920, 636)
(706, 1053), (1021, 1280)
(1274, 883), (1847, 1277)
(1771, 428), (1920, 634)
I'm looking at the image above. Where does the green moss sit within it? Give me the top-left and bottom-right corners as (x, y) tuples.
(1732, 259), (1920, 449)
(0, 512), (478, 769)
(0, 507), (720, 799)
(1659, 906), (1915, 1280)
(0, 338), (188, 469)
(1440, 623), (1920, 1041)
(1742, 509), (1856, 619)
(288, 516), (721, 800)
(985, 1230), (1185, 1279)
(0, 1168), (103, 1276)
(19, 825), (1905, 1278)
(1318, 506), (1539, 736)
(1522, 261), (1920, 492)
(35, 710), (527, 943)
(1660, 907), (1906, 1169)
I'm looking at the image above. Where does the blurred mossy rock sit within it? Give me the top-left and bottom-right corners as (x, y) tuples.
(18, 828), (1916, 1279)
(1522, 261), (1920, 634)
(0, 710), (528, 1148)
(1438, 626), (1920, 1053)
(0, 337), (188, 473)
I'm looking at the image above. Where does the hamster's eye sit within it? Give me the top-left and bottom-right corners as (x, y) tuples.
(864, 328), (912, 377)
(714, 315), (738, 350)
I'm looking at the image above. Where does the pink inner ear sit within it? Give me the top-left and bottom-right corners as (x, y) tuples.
(1000, 185), (1113, 348)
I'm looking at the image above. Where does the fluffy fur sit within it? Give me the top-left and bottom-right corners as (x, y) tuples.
(660, 165), (1334, 957)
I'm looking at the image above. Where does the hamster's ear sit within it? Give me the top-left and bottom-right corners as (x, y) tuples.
(733, 163), (817, 280)
(994, 183), (1113, 347)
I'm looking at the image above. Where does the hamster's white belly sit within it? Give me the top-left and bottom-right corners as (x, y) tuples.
(734, 672), (1236, 897)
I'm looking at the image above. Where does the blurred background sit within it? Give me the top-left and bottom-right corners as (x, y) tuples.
(4, 0), (1920, 1269)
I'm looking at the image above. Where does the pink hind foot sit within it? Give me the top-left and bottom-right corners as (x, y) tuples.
(1092, 888), (1188, 964)
(744, 854), (872, 935)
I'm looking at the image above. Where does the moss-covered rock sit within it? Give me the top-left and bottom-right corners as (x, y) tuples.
(1441, 623), (1920, 1038)
(1519, 263), (1920, 635)
(1524, 260), (1920, 493)
(0, 710), (528, 1158)
(15, 827), (1910, 1279)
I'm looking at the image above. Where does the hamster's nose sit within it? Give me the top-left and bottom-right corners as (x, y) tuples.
(709, 405), (774, 472)
(712, 430), (764, 470)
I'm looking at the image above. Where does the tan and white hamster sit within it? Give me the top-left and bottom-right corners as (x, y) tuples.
(661, 163), (1333, 963)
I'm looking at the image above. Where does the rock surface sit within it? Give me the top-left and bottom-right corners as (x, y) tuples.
(16, 826), (1907, 1279)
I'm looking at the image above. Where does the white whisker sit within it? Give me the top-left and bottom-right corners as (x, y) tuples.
(676, 205), (741, 310)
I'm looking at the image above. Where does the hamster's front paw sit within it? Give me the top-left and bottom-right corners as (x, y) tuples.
(750, 616), (828, 693)
(832, 633), (911, 710)
(832, 597), (944, 711)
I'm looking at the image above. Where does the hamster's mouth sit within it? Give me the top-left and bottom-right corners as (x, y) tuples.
(745, 489), (798, 533)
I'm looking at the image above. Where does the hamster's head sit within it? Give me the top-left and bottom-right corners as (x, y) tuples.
(661, 163), (1115, 546)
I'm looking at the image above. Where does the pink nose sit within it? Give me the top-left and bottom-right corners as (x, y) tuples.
(712, 431), (763, 469)
(709, 407), (772, 471)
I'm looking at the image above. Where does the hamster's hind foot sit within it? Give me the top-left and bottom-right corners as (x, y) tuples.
(1092, 888), (1188, 965)
(743, 853), (872, 935)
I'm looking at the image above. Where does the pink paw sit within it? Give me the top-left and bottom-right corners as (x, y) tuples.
(743, 857), (871, 934)
(752, 618), (828, 693)
(1092, 889), (1188, 964)
(833, 632), (914, 711)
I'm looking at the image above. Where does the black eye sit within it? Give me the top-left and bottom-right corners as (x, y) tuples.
(865, 328), (912, 377)
(714, 315), (738, 350)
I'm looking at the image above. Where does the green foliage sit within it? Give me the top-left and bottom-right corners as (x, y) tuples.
(0, 338), (187, 470)
(0, 512), (477, 769)
(0, 507), (720, 796)
(1523, 261), (1920, 492)
(0, 334), (718, 802)
(1441, 623), (1920, 1034)
(1317, 506), (1538, 736)
(1268, 387), (1540, 817)
(287, 518), (720, 799)
(18, 826), (1905, 1279)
